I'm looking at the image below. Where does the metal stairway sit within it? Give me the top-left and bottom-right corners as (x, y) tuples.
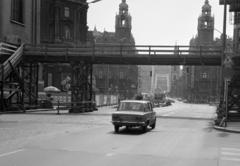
(0, 42), (38, 112)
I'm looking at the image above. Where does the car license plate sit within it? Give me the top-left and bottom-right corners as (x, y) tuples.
(123, 116), (131, 119)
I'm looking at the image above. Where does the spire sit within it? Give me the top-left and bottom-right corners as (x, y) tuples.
(202, 0), (211, 12)
(94, 25), (97, 32)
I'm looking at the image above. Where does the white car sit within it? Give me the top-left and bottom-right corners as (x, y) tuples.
(111, 100), (156, 133)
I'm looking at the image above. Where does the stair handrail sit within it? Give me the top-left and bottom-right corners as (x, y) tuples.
(0, 42), (18, 54)
(2, 43), (24, 78)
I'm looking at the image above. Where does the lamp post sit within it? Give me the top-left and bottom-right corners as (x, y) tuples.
(221, 0), (228, 127)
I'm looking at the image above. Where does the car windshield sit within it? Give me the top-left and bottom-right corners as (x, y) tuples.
(118, 102), (144, 112)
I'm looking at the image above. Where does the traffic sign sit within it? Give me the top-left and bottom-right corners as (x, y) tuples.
(61, 80), (67, 86)
(224, 43), (234, 55)
(220, 0), (240, 5)
(223, 55), (235, 66)
(229, 3), (240, 11)
(222, 67), (234, 79)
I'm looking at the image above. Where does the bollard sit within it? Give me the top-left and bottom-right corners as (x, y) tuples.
(57, 100), (60, 114)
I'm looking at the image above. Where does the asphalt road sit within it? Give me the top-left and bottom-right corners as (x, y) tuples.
(0, 102), (240, 166)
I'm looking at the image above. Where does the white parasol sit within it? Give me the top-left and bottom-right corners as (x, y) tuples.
(43, 86), (61, 93)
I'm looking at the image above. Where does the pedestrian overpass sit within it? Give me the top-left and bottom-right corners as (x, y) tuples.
(23, 44), (225, 66)
(0, 43), (239, 115)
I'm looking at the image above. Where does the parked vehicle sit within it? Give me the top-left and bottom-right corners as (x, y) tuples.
(162, 100), (172, 107)
(111, 100), (156, 133)
(153, 92), (166, 107)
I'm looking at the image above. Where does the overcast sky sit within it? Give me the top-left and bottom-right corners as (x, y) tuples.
(87, 0), (234, 45)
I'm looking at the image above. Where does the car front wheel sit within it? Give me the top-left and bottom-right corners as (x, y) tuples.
(150, 121), (156, 129)
(142, 125), (147, 132)
(114, 125), (119, 132)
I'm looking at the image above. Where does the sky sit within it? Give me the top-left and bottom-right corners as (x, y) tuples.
(87, 0), (234, 46)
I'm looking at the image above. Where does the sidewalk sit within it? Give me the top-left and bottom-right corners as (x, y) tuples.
(213, 122), (240, 134)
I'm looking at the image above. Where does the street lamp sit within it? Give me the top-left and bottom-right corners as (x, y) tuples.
(74, 0), (103, 38)
(199, 23), (223, 35)
(221, 0), (228, 127)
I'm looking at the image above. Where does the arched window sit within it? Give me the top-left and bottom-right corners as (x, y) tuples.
(204, 21), (208, 27)
(202, 72), (207, 78)
(64, 7), (70, 17)
(121, 19), (125, 26)
(64, 25), (71, 39)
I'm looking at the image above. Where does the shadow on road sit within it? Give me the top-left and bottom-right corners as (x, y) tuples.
(108, 127), (155, 135)
(217, 132), (230, 137)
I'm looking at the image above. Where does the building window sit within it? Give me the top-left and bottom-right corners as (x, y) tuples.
(49, 6), (54, 16)
(99, 71), (103, 78)
(121, 19), (125, 26)
(11, 0), (24, 24)
(120, 71), (124, 79)
(48, 73), (52, 86)
(64, 25), (71, 39)
(174, 66), (177, 71)
(49, 24), (53, 37)
(109, 71), (111, 78)
(174, 75), (176, 80)
(202, 72), (207, 78)
(64, 7), (70, 17)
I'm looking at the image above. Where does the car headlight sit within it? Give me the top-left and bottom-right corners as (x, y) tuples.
(112, 115), (119, 119)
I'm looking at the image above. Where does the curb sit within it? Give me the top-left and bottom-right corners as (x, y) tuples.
(213, 125), (240, 134)
(156, 115), (213, 121)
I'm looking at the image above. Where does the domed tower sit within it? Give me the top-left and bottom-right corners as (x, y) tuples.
(197, 0), (214, 45)
(115, 0), (132, 43)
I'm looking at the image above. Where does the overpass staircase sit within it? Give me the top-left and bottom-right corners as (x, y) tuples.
(0, 42), (38, 112)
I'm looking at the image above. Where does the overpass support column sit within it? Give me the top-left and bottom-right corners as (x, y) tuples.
(69, 62), (94, 113)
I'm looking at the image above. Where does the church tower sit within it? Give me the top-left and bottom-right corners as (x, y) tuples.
(115, 0), (132, 43)
(197, 0), (214, 45)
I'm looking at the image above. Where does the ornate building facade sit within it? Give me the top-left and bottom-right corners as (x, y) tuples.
(182, 0), (233, 102)
(39, 0), (88, 91)
(0, 0), (41, 44)
(40, 0), (88, 44)
(87, 0), (138, 99)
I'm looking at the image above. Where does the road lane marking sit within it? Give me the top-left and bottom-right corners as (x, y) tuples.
(192, 116), (202, 118)
(0, 149), (25, 158)
(221, 147), (240, 152)
(222, 157), (240, 161)
(222, 152), (240, 156)
(106, 153), (114, 156)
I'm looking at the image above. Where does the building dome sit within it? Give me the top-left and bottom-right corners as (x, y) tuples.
(119, 0), (128, 10)
(202, 0), (211, 11)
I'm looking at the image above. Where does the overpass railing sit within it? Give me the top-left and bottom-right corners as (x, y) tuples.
(24, 44), (222, 55)
(23, 44), (223, 65)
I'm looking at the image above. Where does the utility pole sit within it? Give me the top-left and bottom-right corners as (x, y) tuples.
(220, 0), (227, 126)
